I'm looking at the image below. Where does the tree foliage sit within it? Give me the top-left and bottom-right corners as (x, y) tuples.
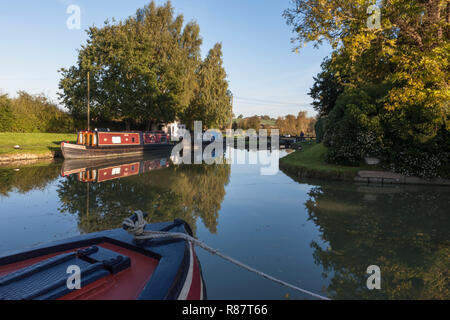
(59, 1), (232, 130)
(323, 85), (387, 165)
(0, 94), (14, 132)
(314, 116), (327, 143)
(181, 43), (233, 130)
(275, 112), (316, 136)
(309, 58), (344, 117)
(0, 92), (75, 133)
(236, 116), (262, 131)
(285, 0), (449, 176)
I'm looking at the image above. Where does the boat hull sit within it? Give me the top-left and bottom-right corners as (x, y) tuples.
(61, 142), (174, 160)
(0, 219), (206, 300)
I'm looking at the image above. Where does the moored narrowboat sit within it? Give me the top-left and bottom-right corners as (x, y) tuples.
(0, 217), (206, 300)
(61, 131), (173, 159)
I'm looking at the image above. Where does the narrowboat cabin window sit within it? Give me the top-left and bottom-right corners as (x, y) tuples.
(112, 136), (122, 144)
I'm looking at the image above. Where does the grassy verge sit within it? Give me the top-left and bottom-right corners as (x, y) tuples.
(0, 133), (77, 156)
(280, 142), (376, 181)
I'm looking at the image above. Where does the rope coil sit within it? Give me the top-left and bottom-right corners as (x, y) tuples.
(123, 212), (331, 301)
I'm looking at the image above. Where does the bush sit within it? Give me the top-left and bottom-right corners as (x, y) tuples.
(315, 117), (327, 143)
(323, 85), (387, 165)
(385, 128), (450, 178)
(0, 95), (14, 132)
(322, 83), (449, 178)
(0, 91), (75, 133)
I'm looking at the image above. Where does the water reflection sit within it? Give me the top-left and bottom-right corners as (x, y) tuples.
(57, 153), (231, 235)
(0, 162), (61, 196)
(0, 151), (448, 299)
(300, 180), (450, 299)
(61, 155), (170, 183)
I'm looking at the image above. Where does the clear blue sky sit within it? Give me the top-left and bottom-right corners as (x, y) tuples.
(0, 0), (332, 118)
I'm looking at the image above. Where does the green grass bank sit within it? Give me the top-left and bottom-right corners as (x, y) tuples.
(0, 133), (77, 161)
(280, 142), (374, 181)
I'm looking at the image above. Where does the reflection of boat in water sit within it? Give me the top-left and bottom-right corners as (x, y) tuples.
(0, 215), (206, 300)
(61, 131), (173, 159)
(61, 154), (171, 183)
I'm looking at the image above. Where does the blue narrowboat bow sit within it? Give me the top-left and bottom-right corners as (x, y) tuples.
(0, 217), (206, 300)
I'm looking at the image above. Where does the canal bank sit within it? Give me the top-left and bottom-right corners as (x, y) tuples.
(280, 143), (450, 186)
(0, 133), (75, 163)
(0, 150), (62, 163)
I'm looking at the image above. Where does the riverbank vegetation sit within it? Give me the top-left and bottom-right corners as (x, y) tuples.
(0, 92), (75, 133)
(284, 0), (449, 178)
(275, 112), (316, 137)
(232, 113), (316, 137)
(280, 142), (368, 181)
(59, 1), (232, 132)
(233, 116), (263, 131)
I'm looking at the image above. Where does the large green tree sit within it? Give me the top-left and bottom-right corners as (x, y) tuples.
(181, 43), (233, 130)
(59, 1), (210, 130)
(285, 0), (449, 176)
(308, 58), (344, 117)
(285, 0), (449, 135)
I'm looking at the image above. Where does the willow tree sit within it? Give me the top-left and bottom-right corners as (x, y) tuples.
(59, 1), (203, 130)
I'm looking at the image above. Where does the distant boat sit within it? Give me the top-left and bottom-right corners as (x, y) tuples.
(0, 216), (206, 300)
(61, 131), (173, 159)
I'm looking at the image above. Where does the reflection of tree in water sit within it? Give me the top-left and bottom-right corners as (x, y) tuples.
(304, 183), (450, 300)
(57, 163), (230, 235)
(0, 163), (61, 196)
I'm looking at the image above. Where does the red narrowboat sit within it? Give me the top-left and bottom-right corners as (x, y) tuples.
(61, 131), (173, 159)
(0, 216), (206, 300)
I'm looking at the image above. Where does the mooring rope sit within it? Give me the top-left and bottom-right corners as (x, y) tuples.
(123, 212), (331, 301)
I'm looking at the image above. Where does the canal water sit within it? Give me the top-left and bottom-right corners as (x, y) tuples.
(0, 149), (448, 300)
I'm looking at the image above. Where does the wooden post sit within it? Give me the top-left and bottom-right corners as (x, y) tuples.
(87, 71), (90, 131)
